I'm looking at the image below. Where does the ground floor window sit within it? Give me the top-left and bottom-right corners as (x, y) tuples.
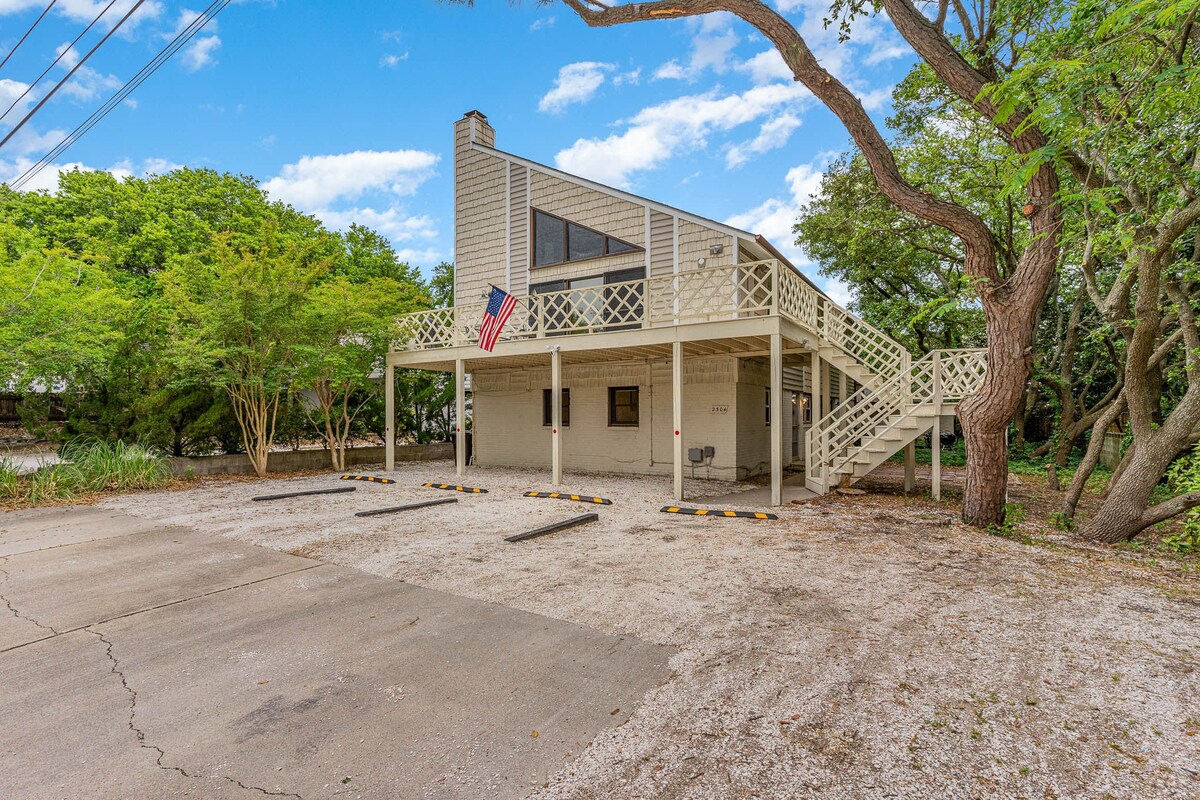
(542, 388), (570, 427)
(608, 386), (640, 427)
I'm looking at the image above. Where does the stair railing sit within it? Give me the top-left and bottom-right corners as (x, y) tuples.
(805, 349), (987, 492)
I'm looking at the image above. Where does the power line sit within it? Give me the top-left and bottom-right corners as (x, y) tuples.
(0, 0), (119, 125)
(10, 0), (231, 191)
(0, 0), (57, 72)
(0, 0), (146, 152)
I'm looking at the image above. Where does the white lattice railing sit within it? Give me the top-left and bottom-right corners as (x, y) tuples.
(804, 349), (987, 492)
(393, 261), (910, 382)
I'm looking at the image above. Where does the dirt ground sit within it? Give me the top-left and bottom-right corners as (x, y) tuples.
(103, 461), (1200, 800)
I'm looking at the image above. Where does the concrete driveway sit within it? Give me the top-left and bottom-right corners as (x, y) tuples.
(0, 506), (670, 799)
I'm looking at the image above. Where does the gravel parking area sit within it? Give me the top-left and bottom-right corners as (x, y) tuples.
(105, 460), (1200, 799)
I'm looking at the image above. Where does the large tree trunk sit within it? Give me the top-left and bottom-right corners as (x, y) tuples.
(1080, 436), (1178, 542)
(959, 299), (1038, 525)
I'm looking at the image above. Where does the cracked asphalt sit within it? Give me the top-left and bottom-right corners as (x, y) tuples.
(0, 506), (669, 799)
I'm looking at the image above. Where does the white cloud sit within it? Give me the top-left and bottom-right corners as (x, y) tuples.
(0, 78), (34, 125)
(0, 0), (164, 37)
(555, 82), (811, 187)
(313, 207), (437, 244)
(262, 149), (439, 209)
(727, 159), (851, 303)
(725, 112), (801, 168)
(726, 162), (823, 264)
(108, 156), (184, 179)
(613, 68), (641, 87)
(166, 9), (220, 70)
(262, 150), (443, 251)
(181, 35), (220, 70)
(539, 61), (613, 114)
(394, 246), (445, 265)
(49, 43), (122, 100)
(530, 15), (556, 31)
(736, 49), (793, 85)
(380, 52), (409, 68)
(654, 13), (740, 81)
(1, 153), (180, 193)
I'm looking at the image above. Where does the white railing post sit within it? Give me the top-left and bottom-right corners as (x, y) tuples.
(535, 295), (545, 339)
(642, 276), (651, 329)
(933, 350), (943, 413)
(770, 260), (780, 317)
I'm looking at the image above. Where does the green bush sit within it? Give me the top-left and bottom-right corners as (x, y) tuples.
(0, 456), (19, 499)
(5, 440), (173, 504)
(1165, 444), (1200, 554)
(58, 439), (172, 493)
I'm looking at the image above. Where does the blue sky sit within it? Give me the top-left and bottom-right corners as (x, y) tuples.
(0, 0), (918, 301)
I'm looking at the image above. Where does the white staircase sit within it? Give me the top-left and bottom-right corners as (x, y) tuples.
(804, 349), (988, 494)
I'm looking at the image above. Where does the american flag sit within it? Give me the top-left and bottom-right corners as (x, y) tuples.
(478, 285), (517, 351)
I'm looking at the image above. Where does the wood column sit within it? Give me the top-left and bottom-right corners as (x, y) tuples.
(932, 416), (942, 501)
(455, 358), (466, 477)
(904, 441), (915, 494)
(551, 346), (562, 485)
(384, 364), (395, 471)
(672, 340), (683, 502)
(770, 333), (784, 506)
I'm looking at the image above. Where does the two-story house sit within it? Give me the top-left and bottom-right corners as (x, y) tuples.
(383, 111), (986, 505)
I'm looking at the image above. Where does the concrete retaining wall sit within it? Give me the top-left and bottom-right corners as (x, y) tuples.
(170, 443), (453, 477)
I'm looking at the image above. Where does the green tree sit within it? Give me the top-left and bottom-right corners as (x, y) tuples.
(162, 222), (334, 476)
(295, 276), (426, 469)
(0, 222), (128, 395)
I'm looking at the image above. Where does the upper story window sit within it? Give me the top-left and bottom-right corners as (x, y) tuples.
(532, 208), (643, 268)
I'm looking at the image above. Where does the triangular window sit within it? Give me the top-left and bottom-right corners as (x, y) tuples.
(532, 208), (643, 268)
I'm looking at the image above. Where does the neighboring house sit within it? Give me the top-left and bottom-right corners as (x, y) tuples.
(384, 111), (986, 504)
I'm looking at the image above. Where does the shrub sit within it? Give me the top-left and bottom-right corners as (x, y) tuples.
(0, 456), (19, 499)
(58, 439), (172, 493)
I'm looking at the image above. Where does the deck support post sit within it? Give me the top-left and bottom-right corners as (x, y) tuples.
(551, 345), (562, 485)
(903, 441), (915, 494)
(455, 358), (466, 477)
(932, 352), (943, 501)
(932, 416), (942, 501)
(770, 332), (783, 506)
(385, 364), (395, 472)
(672, 340), (684, 503)
(811, 351), (823, 490)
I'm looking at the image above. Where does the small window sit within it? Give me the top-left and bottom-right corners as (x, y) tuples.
(533, 211), (565, 267)
(568, 224), (604, 261)
(608, 386), (640, 427)
(542, 388), (570, 427)
(765, 387), (771, 426)
(531, 207), (643, 268)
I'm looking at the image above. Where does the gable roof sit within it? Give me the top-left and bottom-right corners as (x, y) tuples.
(470, 142), (828, 300)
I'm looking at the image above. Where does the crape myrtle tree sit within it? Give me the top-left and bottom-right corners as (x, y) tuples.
(548, 0), (1066, 528)
(295, 276), (428, 470)
(162, 221), (336, 477)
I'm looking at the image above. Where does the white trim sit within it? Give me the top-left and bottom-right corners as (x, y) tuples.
(504, 160), (512, 291)
(472, 142), (752, 243)
(525, 167), (532, 292)
(672, 215), (680, 322)
(644, 205), (651, 276)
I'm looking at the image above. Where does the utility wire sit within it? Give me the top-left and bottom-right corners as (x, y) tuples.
(0, 0), (57, 72)
(0, 0), (119, 124)
(0, 0), (146, 152)
(10, 0), (230, 191)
